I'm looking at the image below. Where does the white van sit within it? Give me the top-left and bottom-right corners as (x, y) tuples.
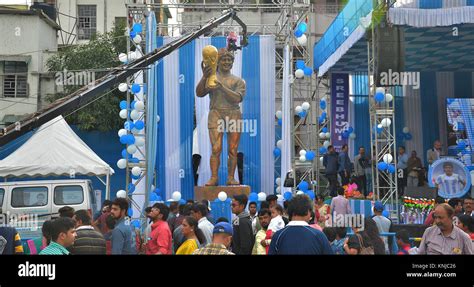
(0, 179), (99, 239)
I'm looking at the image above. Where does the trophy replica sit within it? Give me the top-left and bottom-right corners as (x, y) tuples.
(202, 45), (218, 89)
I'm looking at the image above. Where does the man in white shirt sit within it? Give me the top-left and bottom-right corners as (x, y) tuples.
(372, 201), (392, 254)
(191, 203), (214, 245)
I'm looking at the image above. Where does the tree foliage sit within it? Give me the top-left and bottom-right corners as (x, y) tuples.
(47, 23), (128, 131)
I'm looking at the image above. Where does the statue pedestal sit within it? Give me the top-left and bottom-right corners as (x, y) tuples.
(194, 185), (251, 202)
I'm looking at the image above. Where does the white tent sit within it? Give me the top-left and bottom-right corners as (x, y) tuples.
(0, 115), (114, 198)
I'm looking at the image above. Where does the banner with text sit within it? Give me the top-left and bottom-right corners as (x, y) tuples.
(331, 73), (349, 151)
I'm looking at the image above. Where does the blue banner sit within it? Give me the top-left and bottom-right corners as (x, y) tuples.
(331, 73), (349, 151)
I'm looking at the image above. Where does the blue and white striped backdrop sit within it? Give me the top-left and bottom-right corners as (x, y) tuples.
(154, 35), (276, 200)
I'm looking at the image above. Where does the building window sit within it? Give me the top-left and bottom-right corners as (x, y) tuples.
(2, 61), (28, 98)
(78, 5), (97, 40)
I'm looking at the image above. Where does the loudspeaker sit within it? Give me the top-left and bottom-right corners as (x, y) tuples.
(374, 22), (405, 87)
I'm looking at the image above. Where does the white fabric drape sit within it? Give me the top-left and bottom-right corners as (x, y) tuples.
(259, 35), (276, 194)
(389, 6), (474, 27)
(281, 45), (292, 194)
(436, 72), (455, 153)
(403, 85), (425, 162)
(163, 37), (182, 199)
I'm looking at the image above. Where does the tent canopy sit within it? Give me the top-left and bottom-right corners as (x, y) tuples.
(0, 116), (114, 178)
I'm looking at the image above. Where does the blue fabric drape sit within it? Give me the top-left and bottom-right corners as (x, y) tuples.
(421, 72), (439, 166)
(352, 73), (371, 156)
(155, 37), (166, 199)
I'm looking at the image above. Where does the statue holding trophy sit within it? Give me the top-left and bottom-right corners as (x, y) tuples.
(196, 45), (246, 186)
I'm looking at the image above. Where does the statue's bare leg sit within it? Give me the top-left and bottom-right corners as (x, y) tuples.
(226, 128), (241, 186)
(205, 128), (223, 186)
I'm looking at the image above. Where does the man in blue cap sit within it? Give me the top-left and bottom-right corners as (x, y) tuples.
(192, 222), (234, 255)
(372, 201), (392, 254)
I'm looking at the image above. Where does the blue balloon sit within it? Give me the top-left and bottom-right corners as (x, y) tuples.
(134, 120), (144, 130)
(156, 195), (163, 202)
(303, 67), (313, 76)
(387, 164), (396, 174)
(342, 131), (350, 139)
(377, 162), (388, 171)
(283, 191), (292, 201)
(322, 127), (328, 133)
(458, 141), (467, 150)
(120, 135), (128, 144)
(131, 174), (140, 180)
(318, 116), (325, 124)
(321, 112), (327, 119)
(294, 29), (303, 38)
(376, 126), (383, 134)
(375, 92), (385, 103)
(249, 192), (258, 202)
(130, 100), (137, 110)
(119, 100), (128, 110)
(132, 23), (143, 33)
(298, 110), (307, 118)
(382, 210), (390, 218)
(131, 220), (140, 229)
(306, 151), (315, 161)
(128, 183), (136, 194)
(128, 208), (133, 217)
(124, 121), (134, 131)
(348, 127), (354, 133)
(149, 192), (158, 201)
(130, 30), (137, 39)
(129, 157), (139, 163)
(131, 84), (141, 94)
(273, 147), (281, 157)
(298, 181), (309, 191)
(298, 22), (307, 33)
(320, 100), (327, 110)
(126, 134), (135, 145)
(154, 188), (161, 196)
(278, 119), (282, 126)
(179, 199), (186, 205)
(307, 190), (315, 200)
(404, 133), (412, 140)
(319, 147), (327, 155)
(296, 60), (305, 70)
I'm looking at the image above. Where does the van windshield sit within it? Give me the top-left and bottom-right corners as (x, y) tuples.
(54, 185), (84, 205)
(11, 186), (48, 208)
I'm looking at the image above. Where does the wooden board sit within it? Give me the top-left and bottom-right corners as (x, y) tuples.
(194, 185), (251, 202)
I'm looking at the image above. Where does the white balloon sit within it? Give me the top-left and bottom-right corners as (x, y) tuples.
(377, 124), (383, 129)
(127, 144), (137, 154)
(296, 190), (304, 195)
(383, 154), (393, 164)
(320, 157), (324, 165)
(119, 109), (128, 119)
(297, 34), (307, 46)
(319, 132), (326, 139)
(133, 34), (142, 44)
(402, 127), (410, 134)
(118, 83), (128, 92)
(299, 149), (307, 156)
(117, 159), (127, 169)
(130, 110), (140, 121)
(172, 191), (182, 202)
(276, 187), (281, 194)
(118, 129), (127, 137)
(295, 69), (304, 79)
(258, 192), (266, 202)
(385, 93), (393, 102)
(118, 53), (128, 63)
(275, 177), (281, 186)
(302, 102), (310, 111)
(277, 195), (283, 202)
(135, 137), (145, 147)
(349, 133), (356, 139)
(376, 87), (385, 95)
(128, 51), (136, 61)
(131, 166), (142, 176)
(218, 191), (227, 202)
(134, 100), (145, 111)
(276, 140), (283, 149)
(325, 132), (331, 139)
(381, 118), (392, 128)
(299, 155), (307, 162)
(275, 110), (282, 119)
(295, 105), (303, 114)
(116, 190), (127, 198)
(323, 140), (330, 148)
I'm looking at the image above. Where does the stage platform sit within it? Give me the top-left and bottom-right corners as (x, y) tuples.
(194, 185), (250, 202)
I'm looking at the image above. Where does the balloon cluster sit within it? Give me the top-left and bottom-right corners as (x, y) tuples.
(275, 110), (282, 126)
(401, 126), (412, 141)
(295, 102), (310, 118)
(295, 59), (313, 79)
(342, 126), (356, 140)
(298, 149), (316, 162)
(377, 154), (396, 173)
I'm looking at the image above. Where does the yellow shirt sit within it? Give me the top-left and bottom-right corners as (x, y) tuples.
(176, 239), (199, 255)
(252, 229), (267, 255)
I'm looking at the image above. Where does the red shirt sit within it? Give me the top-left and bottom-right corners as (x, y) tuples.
(146, 220), (172, 255)
(397, 243), (411, 255)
